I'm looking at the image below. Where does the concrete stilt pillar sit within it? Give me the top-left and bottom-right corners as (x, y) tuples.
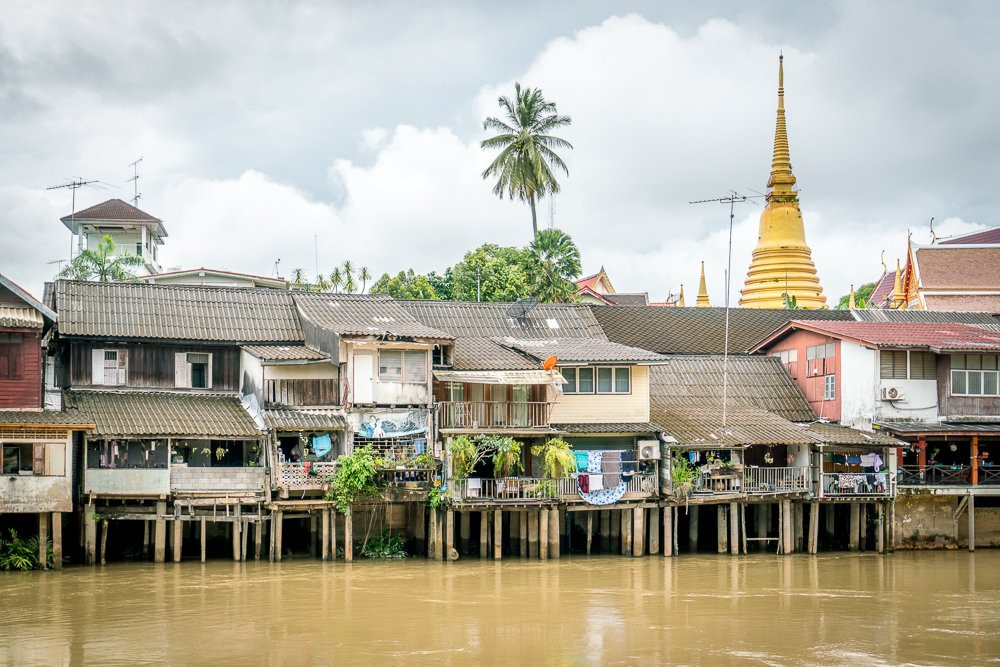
(174, 519), (183, 563)
(308, 513), (317, 558)
(479, 511), (489, 559)
(729, 502), (739, 555)
(444, 510), (454, 560)
(99, 519), (109, 565)
(548, 508), (560, 559)
(51, 512), (62, 570)
(274, 510), (283, 562)
(38, 513), (48, 570)
(848, 504), (860, 552)
(142, 520), (150, 561)
(519, 512), (528, 558)
(586, 512), (594, 555)
(619, 510), (630, 556)
(648, 508), (660, 555)
(600, 510), (611, 553)
(200, 518), (207, 563)
(876, 502), (885, 554)
(427, 508), (439, 559)
(321, 509), (330, 561)
(508, 510), (518, 554)
(611, 509), (621, 553)
(633, 507), (645, 557)
(968, 494), (976, 552)
(345, 508), (354, 562)
(781, 499), (793, 555)
(460, 512), (471, 555)
(254, 520), (263, 561)
(539, 510), (549, 560)
(808, 501), (819, 554)
(859, 504), (867, 552)
(232, 506), (242, 562)
(688, 506), (699, 553)
(663, 506), (674, 557)
(794, 504), (804, 553)
(825, 503), (836, 542)
(154, 501), (166, 564)
(494, 510), (503, 560)
(717, 505), (728, 554)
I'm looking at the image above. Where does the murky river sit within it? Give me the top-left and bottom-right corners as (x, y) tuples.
(1, 552), (998, 665)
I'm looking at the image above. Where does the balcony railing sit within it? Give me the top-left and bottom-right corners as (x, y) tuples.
(821, 472), (891, 497)
(694, 469), (743, 495)
(376, 468), (436, 486)
(744, 466), (809, 495)
(278, 462), (338, 490)
(898, 464), (971, 486)
(438, 401), (552, 430)
(450, 477), (557, 503)
(980, 466), (1000, 485)
(557, 473), (658, 499)
(170, 466), (266, 496)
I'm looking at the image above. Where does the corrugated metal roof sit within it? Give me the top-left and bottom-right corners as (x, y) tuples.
(294, 293), (452, 340)
(54, 280), (303, 342)
(875, 420), (1000, 434)
(652, 401), (817, 446)
(593, 306), (854, 355)
(1, 273), (57, 323)
(64, 391), (260, 438)
(806, 422), (901, 446)
(0, 307), (43, 329)
(263, 409), (346, 431)
(604, 293), (649, 306)
(451, 338), (537, 370)
(0, 410), (95, 428)
(650, 356), (816, 422)
(241, 345), (329, 361)
(494, 337), (667, 364)
(400, 300), (605, 339)
(553, 422), (662, 434)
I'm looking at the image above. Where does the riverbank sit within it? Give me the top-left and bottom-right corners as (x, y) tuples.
(2, 552), (997, 664)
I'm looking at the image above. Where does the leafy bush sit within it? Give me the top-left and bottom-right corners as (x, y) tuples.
(326, 446), (382, 513)
(480, 435), (523, 478)
(0, 529), (52, 571)
(427, 483), (451, 510)
(671, 455), (698, 498)
(447, 435), (479, 479)
(531, 437), (577, 479)
(361, 530), (408, 559)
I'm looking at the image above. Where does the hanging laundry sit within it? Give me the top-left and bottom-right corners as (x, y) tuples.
(860, 453), (878, 468)
(621, 449), (637, 472)
(589, 474), (604, 491)
(832, 454), (846, 464)
(846, 455), (862, 466)
(574, 450), (590, 472)
(311, 433), (333, 458)
(578, 479), (626, 505)
(603, 451), (622, 487)
(578, 474), (590, 493)
(588, 450), (604, 473)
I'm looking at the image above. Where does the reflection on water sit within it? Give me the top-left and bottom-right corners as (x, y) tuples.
(1, 552), (998, 665)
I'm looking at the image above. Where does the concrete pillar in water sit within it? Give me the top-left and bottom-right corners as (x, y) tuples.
(200, 518), (207, 563)
(142, 520), (150, 561)
(233, 505), (242, 562)
(548, 508), (560, 559)
(848, 504), (860, 552)
(729, 503), (739, 555)
(620, 510), (631, 556)
(444, 510), (454, 560)
(859, 504), (867, 552)
(494, 510), (503, 560)
(968, 494), (976, 552)
(508, 510), (518, 555)
(173, 518), (183, 563)
(663, 507), (674, 557)
(345, 508), (354, 562)
(634, 507), (646, 557)
(825, 503), (836, 541)
(427, 508), (439, 559)
(688, 506), (699, 553)
(479, 512), (489, 559)
(610, 510), (621, 553)
(586, 512), (594, 555)
(539, 510), (549, 560)
(154, 501), (167, 564)
(254, 520), (263, 561)
(99, 519), (109, 565)
(274, 510), (284, 562)
(519, 512), (528, 558)
(808, 501), (819, 554)
(51, 512), (62, 570)
(321, 509), (330, 561)
(717, 505), (728, 554)
(876, 502), (885, 554)
(414, 503), (425, 556)
(794, 504), (804, 553)
(38, 513), (48, 570)
(648, 508), (660, 555)
(781, 499), (793, 554)
(460, 512), (471, 555)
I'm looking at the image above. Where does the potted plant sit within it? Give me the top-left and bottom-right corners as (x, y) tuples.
(488, 436), (524, 479)
(530, 438), (576, 479)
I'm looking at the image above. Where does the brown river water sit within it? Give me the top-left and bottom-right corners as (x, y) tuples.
(1, 552), (998, 665)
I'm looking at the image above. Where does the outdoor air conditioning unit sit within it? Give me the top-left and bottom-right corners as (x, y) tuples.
(638, 440), (661, 460)
(880, 387), (905, 401)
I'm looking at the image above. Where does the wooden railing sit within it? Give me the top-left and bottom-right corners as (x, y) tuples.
(980, 466), (1000, 485)
(821, 472), (891, 496)
(694, 470), (743, 495)
(438, 401), (552, 429)
(557, 473), (658, 498)
(898, 464), (971, 486)
(376, 468), (436, 485)
(265, 378), (339, 407)
(744, 466), (809, 494)
(450, 477), (557, 503)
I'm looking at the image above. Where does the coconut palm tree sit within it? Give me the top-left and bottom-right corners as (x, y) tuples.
(528, 228), (581, 303)
(329, 267), (342, 293)
(359, 266), (372, 294)
(341, 260), (355, 293)
(59, 234), (145, 282)
(480, 82), (573, 237)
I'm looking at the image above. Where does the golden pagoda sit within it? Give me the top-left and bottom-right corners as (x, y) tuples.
(696, 261), (711, 307)
(739, 56), (827, 309)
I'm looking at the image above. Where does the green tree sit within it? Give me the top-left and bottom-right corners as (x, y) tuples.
(527, 228), (581, 303)
(329, 267), (342, 293)
(341, 261), (357, 294)
(369, 270), (440, 300)
(836, 281), (876, 309)
(426, 269), (453, 300)
(359, 266), (372, 294)
(480, 82), (573, 237)
(450, 243), (534, 302)
(59, 234), (144, 282)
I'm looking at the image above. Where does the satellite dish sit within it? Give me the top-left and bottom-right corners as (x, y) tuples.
(505, 297), (539, 319)
(543, 356), (558, 371)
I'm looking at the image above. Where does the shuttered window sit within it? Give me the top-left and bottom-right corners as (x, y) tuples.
(880, 351), (908, 379)
(0, 342), (21, 379)
(1, 443), (64, 476)
(379, 350), (426, 383)
(403, 350), (427, 383)
(909, 352), (937, 380)
(379, 350), (402, 381)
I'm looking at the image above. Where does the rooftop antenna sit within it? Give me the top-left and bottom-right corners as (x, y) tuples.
(689, 190), (763, 431)
(548, 193), (556, 230)
(127, 156), (143, 206)
(46, 177), (107, 261)
(272, 259), (281, 278)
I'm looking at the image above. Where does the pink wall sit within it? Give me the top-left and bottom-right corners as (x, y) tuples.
(762, 329), (842, 422)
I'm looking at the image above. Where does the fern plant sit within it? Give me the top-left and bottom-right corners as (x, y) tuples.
(530, 437), (577, 479)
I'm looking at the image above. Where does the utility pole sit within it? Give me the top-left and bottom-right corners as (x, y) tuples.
(689, 191), (762, 431)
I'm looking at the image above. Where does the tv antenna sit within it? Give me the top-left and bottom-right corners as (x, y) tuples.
(46, 177), (110, 261)
(689, 190), (763, 431)
(548, 193), (556, 230)
(127, 157), (143, 206)
(505, 297), (539, 320)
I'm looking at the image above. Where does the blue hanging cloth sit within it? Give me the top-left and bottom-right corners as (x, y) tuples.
(311, 433), (333, 457)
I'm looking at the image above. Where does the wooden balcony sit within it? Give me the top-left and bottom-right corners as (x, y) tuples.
(558, 473), (659, 501)
(450, 477), (557, 504)
(265, 379), (339, 407)
(898, 464), (971, 486)
(743, 466), (809, 495)
(820, 471), (892, 497)
(438, 401), (552, 430)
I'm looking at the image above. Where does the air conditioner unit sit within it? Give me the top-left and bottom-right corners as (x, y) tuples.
(638, 440), (661, 460)
(880, 387), (905, 401)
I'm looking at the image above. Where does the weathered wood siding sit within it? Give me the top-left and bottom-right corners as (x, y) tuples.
(265, 379), (339, 406)
(69, 341), (240, 390)
(937, 354), (1000, 417)
(0, 328), (42, 409)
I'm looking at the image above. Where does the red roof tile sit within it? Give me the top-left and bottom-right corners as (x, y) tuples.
(916, 246), (1000, 289)
(61, 198), (161, 224)
(867, 271), (895, 308)
(754, 320), (1000, 352)
(939, 226), (1000, 245)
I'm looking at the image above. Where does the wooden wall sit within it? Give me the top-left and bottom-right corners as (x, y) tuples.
(68, 341), (240, 391)
(0, 328), (42, 409)
(937, 354), (1000, 416)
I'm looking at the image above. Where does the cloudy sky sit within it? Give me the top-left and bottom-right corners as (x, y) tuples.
(2, 1), (998, 304)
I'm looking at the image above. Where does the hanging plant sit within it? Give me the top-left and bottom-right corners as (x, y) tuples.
(447, 435), (481, 479)
(481, 435), (524, 478)
(530, 437), (577, 479)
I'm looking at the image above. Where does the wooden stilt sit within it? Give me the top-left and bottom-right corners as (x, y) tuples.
(232, 506), (241, 562)
(344, 508), (354, 562)
(494, 510), (503, 560)
(968, 493), (976, 552)
(479, 511), (489, 559)
(600, 510), (610, 553)
(330, 509), (337, 560)
(444, 510), (454, 560)
(672, 507), (679, 556)
(38, 513), (48, 570)
(859, 504), (867, 552)
(154, 501), (166, 564)
(633, 507), (645, 557)
(729, 502), (739, 555)
(51, 513), (62, 570)
(528, 511), (539, 558)
(100, 519), (109, 565)
(321, 509), (330, 561)
(717, 505), (728, 554)
(200, 518), (207, 563)
(519, 511), (528, 558)
(688, 506), (699, 553)
(275, 510), (284, 562)
(460, 512), (471, 555)
(539, 509), (549, 560)
(648, 508), (660, 556)
(781, 499), (793, 555)
(254, 520), (262, 561)
(876, 502), (885, 554)
(548, 508), (560, 559)
(848, 504), (860, 552)
(586, 512), (594, 555)
(142, 520), (150, 561)
(808, 501), (819, 554)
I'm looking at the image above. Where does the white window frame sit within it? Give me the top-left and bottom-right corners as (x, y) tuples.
(175, 352), (213, 389)
(951, 354), (1000, 397)
(561, 366), (631, 395)
(93, 347), (127, 386)
(823, 374), (836, 401)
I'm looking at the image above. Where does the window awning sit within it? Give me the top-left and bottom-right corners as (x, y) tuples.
(433, 369), (563, 385)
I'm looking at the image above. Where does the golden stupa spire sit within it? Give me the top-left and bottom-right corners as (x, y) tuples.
(740, 55), (827, 309)
(677, 284), (686, 307)
(890, 259), (905, 309)
(696, 261), (710, 307)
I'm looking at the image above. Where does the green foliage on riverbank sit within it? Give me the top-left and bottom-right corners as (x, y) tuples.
(0, 529), (52, 571)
